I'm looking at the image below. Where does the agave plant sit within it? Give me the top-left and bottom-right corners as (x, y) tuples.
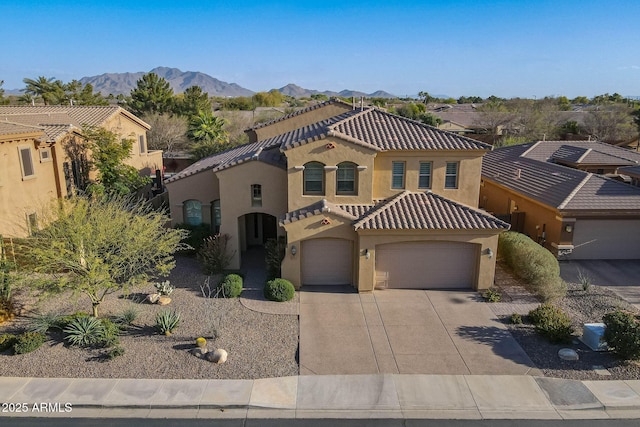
(155, 310), (180, 336)
(64, 316), (103, 347)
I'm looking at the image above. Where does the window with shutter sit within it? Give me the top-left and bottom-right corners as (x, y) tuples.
(392, 161), (405, 189)
(445, 162), (459, 189)
(418, 162), (432, 189)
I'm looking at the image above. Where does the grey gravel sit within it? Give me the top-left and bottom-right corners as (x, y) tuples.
(0, 256), (299, 379)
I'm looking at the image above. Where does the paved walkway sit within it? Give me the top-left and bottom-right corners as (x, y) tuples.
(1, 375), (639, 419)
(299, 287), (540, 376)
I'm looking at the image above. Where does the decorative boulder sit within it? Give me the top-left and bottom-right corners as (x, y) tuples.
(558, 348), (579, 361)
(205, 349), (228, 364)
(158, 296), (172, 306)
(146, 293), (160, 304)
(189, 347), (208, 358)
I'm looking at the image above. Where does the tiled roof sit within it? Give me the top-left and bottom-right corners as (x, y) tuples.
(619, 165), (640, 178)
(0, 121), (44, 137)
(482, 143), (640, 212)
(353, 191), (509, 231)
(551, 145), (637, 166)
(330, 108), (491, 151)
(248, 99), (352, 130)
(280, 192), (509, 232)
(522, 140), (640, 164)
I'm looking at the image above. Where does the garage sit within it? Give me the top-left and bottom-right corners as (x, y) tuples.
(302, 238), (353, 285)
(571, 220), (640, 259)
(375, 241), (478, 289)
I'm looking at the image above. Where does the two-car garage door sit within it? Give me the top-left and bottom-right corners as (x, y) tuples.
(375, 242), (477, 289)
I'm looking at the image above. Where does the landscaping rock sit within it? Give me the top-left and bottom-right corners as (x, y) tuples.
(157, 296), (172, 306)
(146, 293), (160, 304)
(205, 348), (228, 364)
(189, 347), (208, 358)
(558, 348), (579, 361)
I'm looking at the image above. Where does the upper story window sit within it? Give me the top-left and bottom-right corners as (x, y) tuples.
(303, 162), (324, 195)
(336, 162), (357, 195)
(139, 135), (146, 154)
(418, 162), (432, 189)
(184, 199), (202, 226)
(445, 162), (459, 189)
(251, 184), (262, 207)
(18, 146), (35, 179)
(391, 161), (405, 189)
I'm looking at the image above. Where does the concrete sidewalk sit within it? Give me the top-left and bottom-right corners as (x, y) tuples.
(1, 375), (640, 420)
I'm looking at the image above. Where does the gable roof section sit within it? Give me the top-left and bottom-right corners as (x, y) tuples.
(483, 144), (640, 212)
(618, 165), (640, 178)
(279, 199), (362, 226)
(248, 99), (352, 131)
(522, 140), (640, 164)
(551, 145), (637, 166)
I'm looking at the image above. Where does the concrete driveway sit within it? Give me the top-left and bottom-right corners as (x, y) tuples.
(299, 286), (540, 376)
(560, 260), (640, 309)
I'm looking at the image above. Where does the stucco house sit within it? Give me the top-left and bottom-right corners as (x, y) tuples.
(166, 100), (508, 291)
(0, 105), (162, 237)
(480, 140), (640, 260)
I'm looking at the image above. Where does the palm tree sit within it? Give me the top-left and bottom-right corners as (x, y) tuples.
(23, 76), (64, 105)
(187, 112), (230, 160)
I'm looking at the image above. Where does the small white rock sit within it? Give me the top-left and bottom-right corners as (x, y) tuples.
(206, 349), (228, 364)
(558, 348), (579, 361)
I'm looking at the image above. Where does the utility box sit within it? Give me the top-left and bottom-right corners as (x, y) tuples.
(581, 323), (608, 351)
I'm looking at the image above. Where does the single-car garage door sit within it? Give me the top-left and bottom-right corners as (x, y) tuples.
(375, 242), (477, 289)
(302, 239), (353, 285)
(571, 220), (640, 260)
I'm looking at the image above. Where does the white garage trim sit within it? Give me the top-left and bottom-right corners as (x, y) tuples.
(375, 241), (478, 289)
(571, 219), (640, 260)
(302, 239), (353, 285)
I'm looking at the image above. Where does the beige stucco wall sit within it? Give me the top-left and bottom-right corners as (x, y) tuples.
(356, 230), (500, 292)
(284, 137), (377, 211)
(249, 103), (352, 142)
(480, 179), (565, 252)
(373, 151), (485, 207)
(216, 161), (288, 269)
(280, 213), (357, 289)
(165, 170), (220, 226)
(0, 134), (58, 237)
(103, 113), (162, 175)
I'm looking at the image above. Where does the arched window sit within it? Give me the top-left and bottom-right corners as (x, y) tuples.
(336, 162), (357, 195)
(303, 162), (324, 195)
(251, 184), (262, 207)
(183, 199), (202, 226)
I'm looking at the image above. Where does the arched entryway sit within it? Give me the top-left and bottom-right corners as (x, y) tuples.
(237, 212), (280, 275)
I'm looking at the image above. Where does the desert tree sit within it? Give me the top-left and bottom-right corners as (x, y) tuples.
(174, 85), (212, 117)
(142, 113), (189, 152)
(128, 72), (175, 116)
(187, 111), (231, 160)
(25, 196), (188, 317)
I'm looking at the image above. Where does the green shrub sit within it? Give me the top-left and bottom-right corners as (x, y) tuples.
(106, 345), (125, 360)
(264, 278), (295, 302)
(198, 234), (235, 275)
(154, 280), (174, 296)
(175, 223), (212, 253)
(265, 237), (286, 280)
(218, 274), (243, 298)
(0, 297), (15, 324)
(498, 231), (566, 301)
(13, 331), (46, 354)
(155, 310), (180, 335)
(99, 318), (121, 348)
(528, 304), (573, 343)
(511, 313), (523, 324)
(482, 287), (502, 302)
(64, 316), (103, 347)
(56, 312), (90, 329)
(113, 307), (139, 327)
(27, 312), (64, 334)
(0, 333), (17, 352)
(603, 310), (640, 360)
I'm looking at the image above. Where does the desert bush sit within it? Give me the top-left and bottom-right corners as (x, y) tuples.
(106, 345), (125, 360)
(175, 223), (212, 253)
(0, 333), (17, 352)
(27, 312), (64, 334)
(154, 280), (174, 296)
(265, 237), (286, 280)
(264, 278), (295, 302)
(13, 331), (46, 354)
(155, 309), (180, 335)
(198, 234), (235, 275)
(482, 287), (502, 302)
(0, 297), (16, 324)
(64, 316), (104, 347)
(99, 318), (121, 348)
(498, 231), (566, 301)
(218, 274), (243, 298)
(56, 312), (90, 329)
(511, 313), (523, 324)
(528, 303), (573, 343)
(113, 307), (139, 327)
(603, 310), (640, 360)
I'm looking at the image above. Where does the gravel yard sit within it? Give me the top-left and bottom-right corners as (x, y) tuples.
(495, 263), (640, 380)
(0, 256), (299, 379)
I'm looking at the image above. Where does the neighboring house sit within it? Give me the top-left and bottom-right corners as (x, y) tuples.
(166, 100), (508, 291)
(0, 106), (162, 237)
(480, 140), (640, 260)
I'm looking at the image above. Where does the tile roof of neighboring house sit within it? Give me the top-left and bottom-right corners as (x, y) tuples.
(0, 121), (45, 137)
(521, 140), (640, 164)
(550, 144), (638, 166)
(482, 143), (640, 212)
(280, 192), (509, 232)
(168, 107), (490, 183)
(248, 99), (352, 130)
(0, 106), (150, 141)
(619, 165), (640, 178)
(433, 112), (484, 128)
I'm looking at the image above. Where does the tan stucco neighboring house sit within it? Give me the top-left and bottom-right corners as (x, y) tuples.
(0, 106), (162, 237)
(166, 100), (509, 292)
(480, 140), (640, 260)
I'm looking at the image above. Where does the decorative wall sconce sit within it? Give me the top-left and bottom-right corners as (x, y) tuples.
(484, 248), (494, 259)
(565, 225), (573, 233)
(364, 249), (370, 260)
(290, 245), (297, 256)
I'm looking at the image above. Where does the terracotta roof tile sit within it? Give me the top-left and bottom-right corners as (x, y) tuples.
(279, 199), (360, 226)
(551, 145), (637, 166)
(248, 99), (352, 130)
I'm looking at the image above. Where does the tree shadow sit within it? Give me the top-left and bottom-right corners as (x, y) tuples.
(455, 324), (539, 366)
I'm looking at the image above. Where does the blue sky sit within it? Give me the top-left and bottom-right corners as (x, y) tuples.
(2, 0), (639, 98)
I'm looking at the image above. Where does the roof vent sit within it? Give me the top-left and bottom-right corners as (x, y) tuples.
(515, 169), (521, 179)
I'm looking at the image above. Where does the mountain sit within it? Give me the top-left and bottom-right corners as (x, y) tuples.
(276, 83), (397, 99)
(80, 67), (255, 97)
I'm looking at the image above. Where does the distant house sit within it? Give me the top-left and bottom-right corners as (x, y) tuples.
(480, 140), (640, 260)
(166, 100), (508, 291)
(0, 106), (161, 237)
